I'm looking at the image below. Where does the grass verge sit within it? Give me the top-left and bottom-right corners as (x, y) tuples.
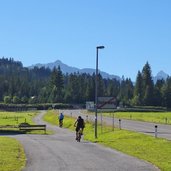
(0, 111), (50, 171)
(0, 111), (51, 134)
(84, 110), (171, 125)
(44, 110), (171, 171)
(0, 137), (26, 171)
(109, 112), (171, 124)
(0, 111), (37, 126)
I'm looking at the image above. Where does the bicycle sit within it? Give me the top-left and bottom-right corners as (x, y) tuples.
(59, 119), (63, 128)
(76, 128), (83, 142)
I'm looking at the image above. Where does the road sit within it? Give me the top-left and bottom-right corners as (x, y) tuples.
(7, 111), (159, 171)
(62, 109), (171, 140)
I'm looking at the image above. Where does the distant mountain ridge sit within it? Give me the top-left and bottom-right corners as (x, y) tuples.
(153, 70), (169, 83)
(29, 60), (121, 80)
(29, 60), (169, 81)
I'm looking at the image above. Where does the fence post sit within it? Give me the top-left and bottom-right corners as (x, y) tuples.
(101, 113), (103, 133)
(119, 119), (121, 130)
(155, 125), (158, 138)
(113, 113), (115, 131)
(86, 115), (88, 122)
(165, 117), (167, 124)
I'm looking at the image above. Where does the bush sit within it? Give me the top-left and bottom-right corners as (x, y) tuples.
(13, 96), (21, 104)
(4, 96), (11, 104)
(0, 103), (73, 111)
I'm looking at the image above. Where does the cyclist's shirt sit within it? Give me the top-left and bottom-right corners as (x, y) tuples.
(59, 113), (64, 120)
(76, 118), (84, 128)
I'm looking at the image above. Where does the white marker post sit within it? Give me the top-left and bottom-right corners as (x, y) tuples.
(119, 119), (121, 130)
(155, 125), (158, 138)
(112, 113), (114, 131)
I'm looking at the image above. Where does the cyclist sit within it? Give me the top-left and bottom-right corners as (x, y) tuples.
(58, 112), (64, 127)
(74, 116), (85, 140)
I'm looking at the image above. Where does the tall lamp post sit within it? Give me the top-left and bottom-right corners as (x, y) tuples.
(95, 45), (105, 139)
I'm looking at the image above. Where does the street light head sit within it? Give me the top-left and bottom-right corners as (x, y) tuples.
(96, 46), (105, 49)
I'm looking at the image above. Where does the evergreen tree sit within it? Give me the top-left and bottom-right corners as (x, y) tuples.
(153, 79), (165, 106)
(162, 77), (171, 108)
(133, 71), (143, 105)
(68, 73), (79, 103)
(141, 62), (154, 105)
(119, 77), (133, 105)
(48, 85), (58, 103)
(106, 79), (120, 97)
(49, 66), (64, 103)
(1, 57), (171, 108)
(85, 74), (95, 101)
(56, 66), (64, 102)
(97, 73), (105, 97)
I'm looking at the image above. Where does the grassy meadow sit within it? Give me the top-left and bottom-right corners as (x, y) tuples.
(84, 110), (171, 124)
(0, 111), (38, 171)
(0, 137), (26, 171)
(0, 111), (37, 126)
(104, 112), (171, 124)
(44, 110), (171, 171)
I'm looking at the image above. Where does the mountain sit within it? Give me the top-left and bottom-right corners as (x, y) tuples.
(29, 60), (170, 82)
(153, 70), (169, 83)
(29, 60), (121, 80)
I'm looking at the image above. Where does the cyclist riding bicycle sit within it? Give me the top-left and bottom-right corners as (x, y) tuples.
(58, 112), (64, 127)
(74, 116), (85, 140)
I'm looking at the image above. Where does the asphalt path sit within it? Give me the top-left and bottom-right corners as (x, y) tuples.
(3, 111), (159, 171)
(61, 109), (171, 140)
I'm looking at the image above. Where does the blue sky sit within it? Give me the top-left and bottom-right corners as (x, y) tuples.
(0, 0), (171, 81)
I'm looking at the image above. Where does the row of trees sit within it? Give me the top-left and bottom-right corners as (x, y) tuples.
(133, 62), (171, 107)
(0, 57), (171, 108)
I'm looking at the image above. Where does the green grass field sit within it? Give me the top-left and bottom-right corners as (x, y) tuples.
(84, 110), (171, 124)
(104, 112), (171, 124)
(0, 137), (26, 171)
(0, 111), (40, 171)
(0, 111), (37, 126)
(44, 110), (171, 171)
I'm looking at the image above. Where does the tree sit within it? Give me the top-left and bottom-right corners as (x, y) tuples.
(119, 77), (133, 105)
(4, 96), (11, 104)
(38, 87), (48, 103)
(141, 62), (154, 105)
(29, 96), (37, 104)
(12, 96), (21, 104)
(49, 66), (64, 103)
(48, 86), (58, 103)
(162, 77), (171, 108)
(97, 73), (105, 97)
(133, 71), (143, 105)
(66, 73), (79, 103)
(56, 66), (64, 102)
(153, 79), (165, 106)
(2, 57), (171, 108)
(21, 96), (29, 104)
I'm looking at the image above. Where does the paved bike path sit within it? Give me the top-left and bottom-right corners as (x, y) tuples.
(62, 109), (171, 140)
(8, 111), (159, 171)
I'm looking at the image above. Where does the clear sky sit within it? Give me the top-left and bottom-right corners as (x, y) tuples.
(0, 0), (171, 81)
